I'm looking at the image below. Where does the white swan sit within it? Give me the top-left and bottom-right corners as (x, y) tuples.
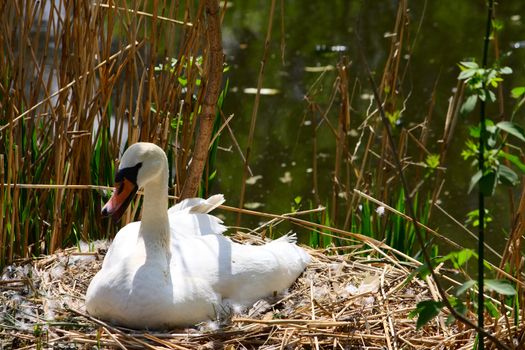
(85, 142), (310, 329)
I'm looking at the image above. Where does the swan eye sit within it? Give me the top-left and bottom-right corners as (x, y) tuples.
(115, 162), (142, 184)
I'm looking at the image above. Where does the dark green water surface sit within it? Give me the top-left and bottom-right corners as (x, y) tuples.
(214, 1), (525, 258)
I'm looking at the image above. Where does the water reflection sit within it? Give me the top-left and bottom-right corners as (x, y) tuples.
(217, 1), (525, 255)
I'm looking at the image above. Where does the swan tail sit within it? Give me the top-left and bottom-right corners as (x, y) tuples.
(274, 232), (297, 244)
(267, 235), (311, 275)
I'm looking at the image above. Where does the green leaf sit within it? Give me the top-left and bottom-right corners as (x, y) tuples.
(499, 66), (512, 75)
(496, 121), (525, 142)
(484, 258), (493, 271)
(412, 263), (432, 280)
(478, 89), (487, 102)
(469, 126), (480, 138)
(456, 249), (475, 267)
(488, 90), (496, 102)
(177, 76), (188, 87)
(456, 280), (477, 296)
(479, 171), (497, 196)
(409, 300), (444, 329)
(446, 296), (467, 325)
(487, 69), (498, 82)
(487, 135), (497, 148)
(386, 110), (401, 126)
(486, 122), (497, 135)
(484, 279), (516, 295)
(438, 249), (476, 269)
(492, 19), (504, 31)
(449, 296), (467, 314)
(511, 87), (525, 99)
(498, 165), (518, 186)
(458, 69), (476, 80)
(499, 151), (525, 173)
(460, 61), (479, 69)
(460, 95), (478, 115)
(425, 154), (440, 169)
(468, 170), (482, 193)
(484, 300), (500, 318)
(170, 116), (183, 129)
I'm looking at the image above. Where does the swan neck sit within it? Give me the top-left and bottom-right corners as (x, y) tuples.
(140, 170), (169, 240)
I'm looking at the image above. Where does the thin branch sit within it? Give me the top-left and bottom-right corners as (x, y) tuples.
(95, 3), (193, 26)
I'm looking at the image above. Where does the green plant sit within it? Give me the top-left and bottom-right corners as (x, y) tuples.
(424, 153), (440, 171)
(308, 200), (334, 249)
(465, 209), (492, 229)
(410, 248), (516, 329)
(458, 61), (511, 116)
(461, 119), (525, 196)
(411, 39), (525, 350)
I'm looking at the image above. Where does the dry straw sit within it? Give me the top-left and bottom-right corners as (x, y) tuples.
(2, 231), (514, 349)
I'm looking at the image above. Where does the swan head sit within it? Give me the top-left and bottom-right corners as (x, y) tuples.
(102, 142), (167, 221)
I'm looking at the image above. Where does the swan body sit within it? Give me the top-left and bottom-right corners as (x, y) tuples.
(85, 142), (310, 329)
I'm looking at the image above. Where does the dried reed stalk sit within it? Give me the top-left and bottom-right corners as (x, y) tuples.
(331, 58), (351, 226)
(236, 0), (277, 226)
(180, 0), (224, 199)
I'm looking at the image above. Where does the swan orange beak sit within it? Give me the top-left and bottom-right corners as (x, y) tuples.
(102, 178), (138, 222)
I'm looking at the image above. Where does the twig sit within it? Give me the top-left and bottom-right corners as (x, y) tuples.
(434, 203), (502, 260)
(102, 326), (129, 350)
(95, 3), (193, 26)
(67, 308), (158, 350)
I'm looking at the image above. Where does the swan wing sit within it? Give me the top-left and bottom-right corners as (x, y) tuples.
(168, 194), (225, 214)
(171, 233), (310, 306)
(168, 194), (226, 236)
(169, 211), (227, 237)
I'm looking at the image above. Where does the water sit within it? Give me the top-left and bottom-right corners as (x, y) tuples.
(216, 1), (525, 257)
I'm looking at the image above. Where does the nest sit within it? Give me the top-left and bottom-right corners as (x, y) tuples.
(0, 233), (490, 349)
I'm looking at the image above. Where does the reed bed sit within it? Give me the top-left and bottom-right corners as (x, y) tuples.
(0, 0), (218, 264)
(2, 231), (513, 350)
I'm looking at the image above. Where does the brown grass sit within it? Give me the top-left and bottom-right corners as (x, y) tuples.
(2, 231), (516, 350)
